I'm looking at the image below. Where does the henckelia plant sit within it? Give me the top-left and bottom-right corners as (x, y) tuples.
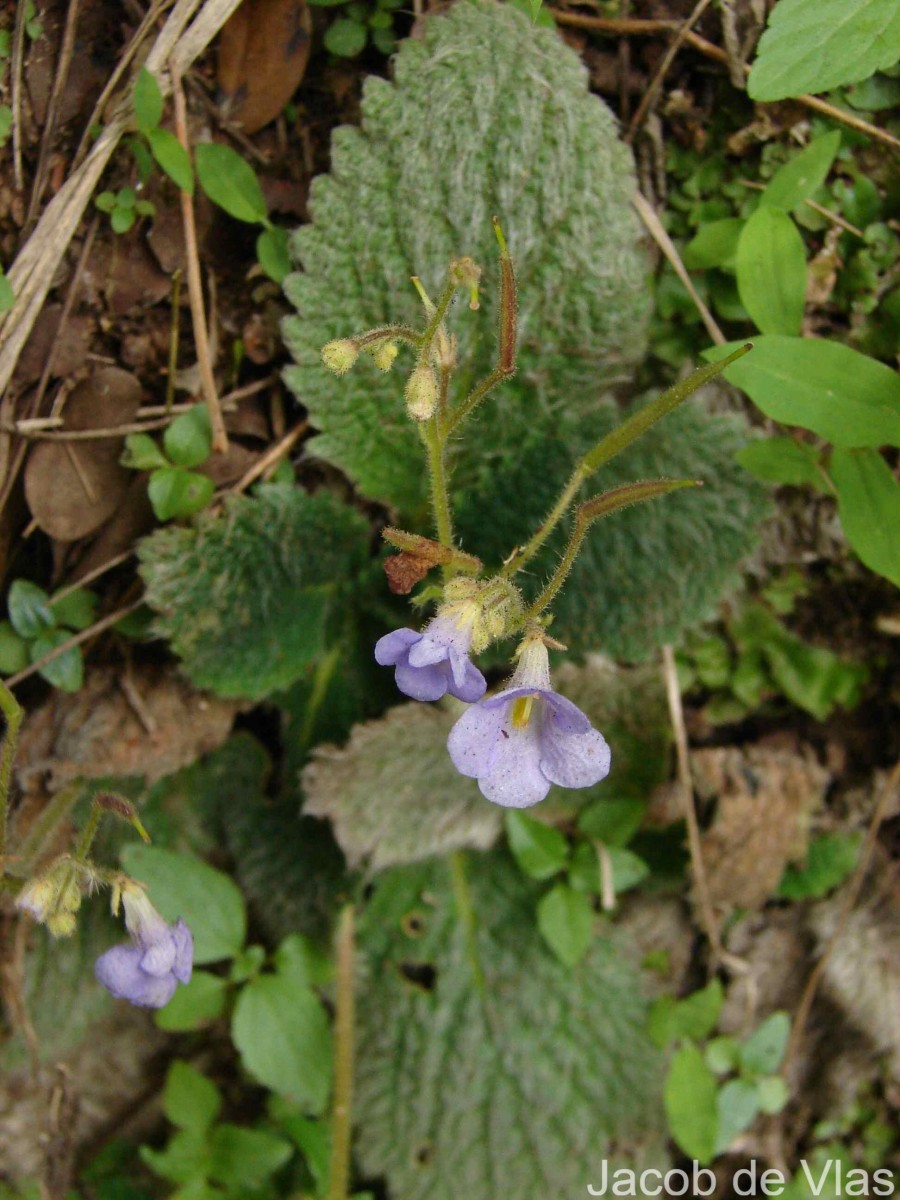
(322, 222), (751, 808)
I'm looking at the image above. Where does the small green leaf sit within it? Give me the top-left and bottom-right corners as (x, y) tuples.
(606, 846), (650, 894)
(705, 1035), (740, 1074)
(94, 190), (117, 214)
(0, 620), (28, 673)
(31, 632), (82, 692)
(164, 404), (213, 468)
(683, 218), (744, 270)
(324, 16), (368, 56)
(256, 226), (291, 284)
(230, 943), (266, 984)
(706, 337), (900, 448)
(664, 1041), (719, 1163)
(736, 206), (806, 335)
(831, 447), (900, 587)
(195, 142), (267, 224)
(231, 972), (332, 1112)
(122, 432), (170, 471)
(777, 832), (862, 900)
(716, 1077), (760, 1153)
(567, 841), (600, 893)
(740, 1012), (791, 1075)
(577, 798), (645, 846)
(148, 467), (215, 521)
(505, 810), (568, 880)
(120, 845), (247, 963)
(756, 1074), (789, 1114)
(140, 1128), (209, 1185)
(49, 587), (97, 632)
(536, 882), (594, 967)
(8, 578), (54, 638)
(748, 0), (900, 102)
(647, 979), (724, 1047)
(270, 1104), (330, 1195)
(759, 132), (842, 212)
(133, 66), (164, 134)
(110, 205), (136, 234)
(148, 127), (194, 194)
(155, 970), (228, 1031)
(208, 1125), (293, 1188)
(274, 933), (333, 987)
(163, 1061), (222, 1133)
(736, 437), (827, 491)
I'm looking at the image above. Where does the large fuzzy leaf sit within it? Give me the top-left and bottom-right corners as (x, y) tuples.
(282, 0), (650, 516)
(138, 485), (369, 701)
(354, 852), (667, 1199)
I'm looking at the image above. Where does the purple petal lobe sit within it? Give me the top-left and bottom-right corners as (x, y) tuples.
(541, 725), (612, 790)
(448, 659), (487, 702)
(407, 636), (448, 668)
(140, 936), (177, 978)
(394, 660), (448, 701)
(375, 628), (420, 666)
(172, 920), (194, 984)
(95, 945), (179, 1008)
(448, 705), (505, 778)
(543, 691), (593, 735)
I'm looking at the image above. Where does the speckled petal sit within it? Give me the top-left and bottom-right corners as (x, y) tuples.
(94, 945), (178, 1009)
(448, 703), (505, 778)
(374, 628), (420, 665)
(477, 718), (549, 808)
(540, 724), (611, 790)
(542, 690), (593, 735)
(394, 659), (448, 701)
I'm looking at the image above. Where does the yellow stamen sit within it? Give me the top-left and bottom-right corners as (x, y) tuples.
(511, 695), (534, 729)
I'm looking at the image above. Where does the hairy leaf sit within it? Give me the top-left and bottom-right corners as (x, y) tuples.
(748, 0), (900, 101)
(138, 485), (369, 700)
(354, 852), (666, 1199)
(283, 1), (649, 516)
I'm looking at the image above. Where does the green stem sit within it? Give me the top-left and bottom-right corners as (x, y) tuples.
(445, 364), (512, 436)
(328, 905), (356, 1200)
(419, 280), (456, 353)
(73, 801), (104, 862)
(502, 460), (587, 578)
(297, 645), (342, 756)
(355, 324), (421, 350)
(527, 479), (700, 618)
(449, 851), (486, 995)
(421, 418), (454, 550)
(0, 680), (23, 878)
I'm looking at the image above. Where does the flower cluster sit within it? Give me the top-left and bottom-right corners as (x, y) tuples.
(377, 611), (611, 808)
(94, 882), (193, 1009)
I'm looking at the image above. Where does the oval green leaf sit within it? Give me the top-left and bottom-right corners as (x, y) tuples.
(705, 337), (900, 448)
(831, 447), (900, 586)
(664, 1042), (719, 1163)
(133, 66), (164, 134)
(737, 206), (806, 335)
(759, 131), (841, 212)
(148, 127), (194, 194)
(148, 467), (215, 521)
(195, 142), (267, 224)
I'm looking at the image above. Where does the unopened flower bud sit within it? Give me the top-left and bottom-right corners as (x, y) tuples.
(16, 859), (84, 938)
(449, 256), (482, 310)
(405, 364), (438, 421)
(370, 340), (399, 372)
(321, 339), (359, 376)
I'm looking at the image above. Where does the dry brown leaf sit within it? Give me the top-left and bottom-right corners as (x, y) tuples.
(217, 0), (312, 134)
(24, 367), (143, 542)
(694, 741), (830, 910)
(14, 665), (241, 795)
(13, 304), (94, 386)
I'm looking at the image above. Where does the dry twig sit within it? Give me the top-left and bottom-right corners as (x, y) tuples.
(627, 0), (716, 141)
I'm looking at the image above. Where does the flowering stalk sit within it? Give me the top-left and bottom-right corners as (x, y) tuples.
(502, 343), (753, 578)
(526, 478), (701, 619)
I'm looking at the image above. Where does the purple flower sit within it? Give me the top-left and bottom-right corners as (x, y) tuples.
(448, 639), (611, 808)
(375, 610), (486, 703)
(95, 885), (193, 1009)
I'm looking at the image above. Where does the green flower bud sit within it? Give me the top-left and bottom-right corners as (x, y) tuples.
(405, 364), (439, 421)
(371, 340), (399, 372)
(321, 338), (359, 376)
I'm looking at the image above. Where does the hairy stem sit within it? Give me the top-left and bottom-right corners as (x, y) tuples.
(328, 905), (356, 1200)
(421, 419), (454, 550)
(0, 680), (23, 877)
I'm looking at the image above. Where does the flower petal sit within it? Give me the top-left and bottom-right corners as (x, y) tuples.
(394, 659), (449, 701)
(477, 720), (549, 808)
(95, 944), (178, 1008)
(140, 934), (177, 978)
(540, 725), (611, 790)
(447, 703), (505, 778)
(172, 920), (194, 984)
(408, 635), (449, 668)
(543, 691), (592, 735)
(448, 657), (487, 702)
(374, 628), (420, 666)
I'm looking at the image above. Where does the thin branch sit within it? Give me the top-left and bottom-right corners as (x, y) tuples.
(2, 418), (172, 441)
(170, 62), (229, 454)
(627, 0), (716, 141)
(10, 0), (27, 191)
(4, 600), (144, 689)
(26, 0), (83, 230)
(231, 422), (307, 494)
(782, 756), (900, 1079)
(632, 190), (726, 346)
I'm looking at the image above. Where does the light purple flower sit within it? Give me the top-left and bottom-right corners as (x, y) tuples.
(448, 639), (611, 808)
(375, 611), (486, 702)
(95, 885), (193, 1009)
